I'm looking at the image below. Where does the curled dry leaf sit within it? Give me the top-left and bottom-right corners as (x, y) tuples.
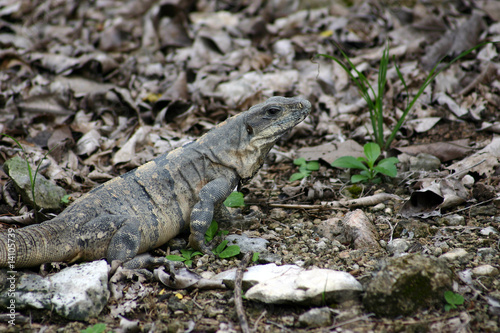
(447, 137), (500, 177)
(400, 178), (470, 218)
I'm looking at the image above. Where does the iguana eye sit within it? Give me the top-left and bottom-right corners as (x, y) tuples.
(267, 107), (280, 115)
(246, 124), (253, 134)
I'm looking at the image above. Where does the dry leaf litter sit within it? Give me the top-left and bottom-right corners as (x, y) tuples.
(0, 0), (499, 332)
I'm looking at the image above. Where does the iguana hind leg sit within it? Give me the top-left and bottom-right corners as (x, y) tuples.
(78, 214), (143, 264)
(105, 216), (142, 263)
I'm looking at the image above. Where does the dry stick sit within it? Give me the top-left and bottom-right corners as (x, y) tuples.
(234, 252), (252, 333)
(253, 310), (267, 332)
(442, 197), (497, 216)
(269, 193), (402, 210)
(328, 313), (375, 329)
(0, 212), (37, 225)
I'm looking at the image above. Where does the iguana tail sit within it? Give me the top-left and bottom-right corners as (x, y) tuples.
(0, 220), (73, 268)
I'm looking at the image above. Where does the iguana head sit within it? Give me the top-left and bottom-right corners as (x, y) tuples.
(198, 96), (311, 180)
(235, 96), (311, 180)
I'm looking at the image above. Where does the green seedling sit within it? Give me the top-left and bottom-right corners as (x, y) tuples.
(444, 291), (464, 311)
(213, 239), (240, 259)
(205, 220), (229, 243)
(166, 249), (203, 267)
(290, 157), (320, 181)
(81, 323), (107, 333)
(318, 41), (491, 151)
(224, 191), (245, 208)
(1, 134), (59, 221)
(331, 142), (398, 183)
(60, 194), (72, 205)
(252, 252), (259, 262)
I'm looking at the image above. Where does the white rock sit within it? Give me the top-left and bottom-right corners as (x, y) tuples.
(387, 238), (411, 255)
(225, 234), (268, 253)
(245, 268), (362, 305)
(1, 260), (110, 321)
(480, 226), (498, 236)
(439, 248), (468, 262)
(461, 174), (475, 187)
(213, 263), (301, 290)
(472, 265), (499, 277)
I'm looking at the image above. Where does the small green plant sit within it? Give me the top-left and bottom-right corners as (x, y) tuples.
(252, 252), (259, 262)
(223, 191), (245, 208)
(318, 41), (490, 151)
(444, 291), (464, 311)
(331, 142), (398, 183)
(81, 323), (107, 333)
(205, 220), (229, 243)
(290, 157), (320, 181)
(1, 134), (59, 221)
(166, 249), (203, 267)
(60, 194), (72, 205)
(205, 220), (239, 258)
(212, 239), (240, 258)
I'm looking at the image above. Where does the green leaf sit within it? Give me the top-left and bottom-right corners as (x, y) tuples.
(81, 323), (107, 333)
(305, 161), (320, 171)
(351, 174), (369, 183)
(165, 255), (186, 262)
(298, 164), (310, 173)
(444, 291), (464, 306)
(60, 194), (71, 204)
(218, 245), (240, 258)
(224, 192), (245, 208)
(293, 157), (306, 166)
(205, 220), (218, 242)
(213, 240), (229, 255)
(252, 252), (259, 262)
(364, 143), (381, 166)
(184, 260), (193, 267)
(378, 157), (399, 166)
(180, 249), (202, 260)
(289, 172), (307, 181)
(374, 161), (398, 177)
(332, 156), (368, 170)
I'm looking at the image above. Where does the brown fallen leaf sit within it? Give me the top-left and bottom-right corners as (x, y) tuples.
(390, 139), (472, 162)
(447, 137), (500, 177)
(297, 139), (364, 165)
(421, 13), (486, 71)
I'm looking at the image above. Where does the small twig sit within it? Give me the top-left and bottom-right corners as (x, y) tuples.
(267, 203), (337, 210)
(265, 320), (293, 332)
(0, 212), (37, 225)
(268, 193), (402, 210)
(253, 310), (267, 332)
(446, 159), (486, 179)
(234, 252), (252, 333)
(322, 193), (403, 208)
(328, 313), (375, 329)
(442, 197), (496, 216)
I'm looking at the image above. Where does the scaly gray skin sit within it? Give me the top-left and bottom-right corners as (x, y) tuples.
(0, 96), (311, 269)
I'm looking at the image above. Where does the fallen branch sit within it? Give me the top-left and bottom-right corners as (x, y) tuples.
(0, 212), (36, 225)
(234, 252), (252, 333)
(268, 193), (402, 210)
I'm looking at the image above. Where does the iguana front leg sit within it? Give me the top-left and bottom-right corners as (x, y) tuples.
(188, 177), (235, 252)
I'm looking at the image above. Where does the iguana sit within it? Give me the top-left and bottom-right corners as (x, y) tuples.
(0, 96), (311, 269)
